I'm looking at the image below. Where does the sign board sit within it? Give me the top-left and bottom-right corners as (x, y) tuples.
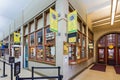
(68, 32), (77, 43)
(88, 43), (94, 49)
(46, 32), (54, 40)
(9, 57), (15, 63)
(14, 62), (21, 76)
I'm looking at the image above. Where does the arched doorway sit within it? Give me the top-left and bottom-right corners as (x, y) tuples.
(97, 33), (120, 65)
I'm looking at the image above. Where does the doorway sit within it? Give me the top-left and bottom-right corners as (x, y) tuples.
(118, 48), (120, 65)
(97, 33), (120, 65)
(98, 48), (105, 64)
(107, 47), (116, 65)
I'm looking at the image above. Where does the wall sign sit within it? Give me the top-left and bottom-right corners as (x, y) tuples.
(68, 32), (77, 43)
(46, 32), (54, 40)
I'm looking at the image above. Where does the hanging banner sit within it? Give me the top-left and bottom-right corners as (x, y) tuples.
(0, 42), (2, 47)
(68, 10), (77, 34)
(14, 32), (20, 43)
(50, 8), (58, 32)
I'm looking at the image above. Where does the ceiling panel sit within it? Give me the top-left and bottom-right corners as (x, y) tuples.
(116, 1), (120, 14)
(89, 5), (111, 21)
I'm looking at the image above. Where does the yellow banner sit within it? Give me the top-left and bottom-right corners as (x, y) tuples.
(68, 10), (77, 34)
(68, 37), (76, 43)
(0, 42), (1, 47)
(14, 32), (20, 43)
(50, 8), (58, 32)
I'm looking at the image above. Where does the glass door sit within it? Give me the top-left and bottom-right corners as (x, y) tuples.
(98, 48), (105, 63)
(118, 48), (120, 65)
(107, 47), (116, 65)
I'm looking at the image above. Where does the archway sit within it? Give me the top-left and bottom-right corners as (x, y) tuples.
(97, 33), (120, 65)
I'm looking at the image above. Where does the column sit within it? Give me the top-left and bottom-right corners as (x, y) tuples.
(55, 0), (69, 76)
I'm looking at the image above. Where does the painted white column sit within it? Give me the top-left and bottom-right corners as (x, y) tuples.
(56, 0), (69, 79)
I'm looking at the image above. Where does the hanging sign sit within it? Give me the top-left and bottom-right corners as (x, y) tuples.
(69, 37), (76, 43)
(0, 42), (2, 47)
(14, 32), (20, 43)
(50, 8), (58, 32)
(68, 32), (77, 43)
(88, 43), (94, 49)
(68, 10), (77, 34)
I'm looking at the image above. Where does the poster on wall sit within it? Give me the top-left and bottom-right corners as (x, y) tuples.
(63, 42), (69, 55)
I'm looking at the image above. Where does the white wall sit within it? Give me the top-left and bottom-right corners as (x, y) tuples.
(23, 0), (56, 23)
(69, 0), (87, 23)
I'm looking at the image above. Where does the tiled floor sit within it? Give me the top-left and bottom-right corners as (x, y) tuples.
(73, 65), (120, 80)
(0, 60), (48, 80)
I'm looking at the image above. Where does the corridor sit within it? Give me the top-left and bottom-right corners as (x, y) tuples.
(73, 65), (120, 80)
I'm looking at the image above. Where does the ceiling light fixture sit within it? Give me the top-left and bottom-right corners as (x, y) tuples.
(111, 0), (118, 25)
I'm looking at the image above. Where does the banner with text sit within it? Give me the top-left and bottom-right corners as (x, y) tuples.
(50, 8), (58, 32)
(14, 32), (20, 43)
(68, 10), (77, 34)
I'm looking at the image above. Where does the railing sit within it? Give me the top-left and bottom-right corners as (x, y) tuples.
(16, 66), (63, 80)
(0, 59), (13, 80)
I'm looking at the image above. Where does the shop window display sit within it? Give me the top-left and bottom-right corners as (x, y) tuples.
(37, 30), (43, 45)
(45, 27), (55, 63)
(81, 36), (86, 59)
(36, 46), (44, 60)
(30, 33), (34, 46)
(14, 47), (21, 58)
(29, 47), (35, 59)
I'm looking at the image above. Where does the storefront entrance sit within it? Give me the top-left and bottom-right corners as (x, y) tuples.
(97, 33), (120, 65)
(107, 47), (116, 65)
(118, 48), (120, 65)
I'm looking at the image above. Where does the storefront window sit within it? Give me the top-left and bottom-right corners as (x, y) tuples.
(81, 36), (86, 59)
(45, 27), (55, 63)
(30, 33), (34, 46)
(37, 30), (43, 45)
(36, 46), (44, 61)
(29, 47), (35, 59)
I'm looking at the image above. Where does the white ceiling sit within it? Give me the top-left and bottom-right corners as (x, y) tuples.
(0, 0), (120, 39)
(0, 0), (32, 38)
(81, 0), (120, 22)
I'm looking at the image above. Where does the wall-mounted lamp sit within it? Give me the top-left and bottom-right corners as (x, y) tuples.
(111, 0), (118, 25)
